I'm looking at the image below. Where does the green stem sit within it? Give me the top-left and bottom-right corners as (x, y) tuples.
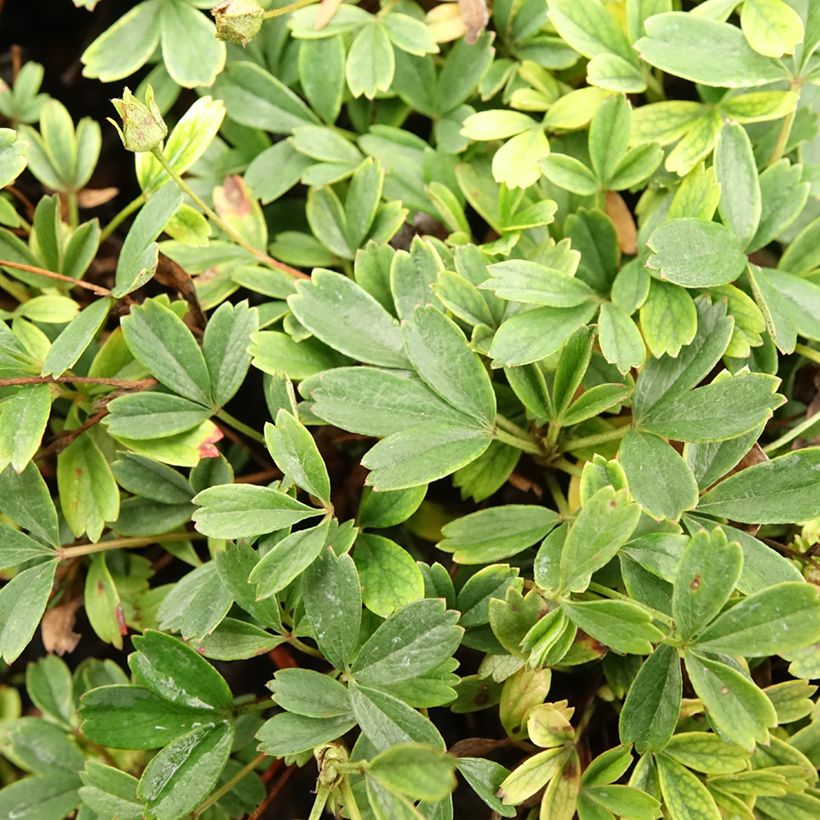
(588, 582), (674, 627)
(308, 786), (332, 820)
(768, 90), (800, 166)
(264, 0), (316, 18)
(100, 193), (145, 242)
(546, 472), (569, 517)
(763, 408), (820, 454)
(495, 413), (531, 439)
(561, 424), (629, 453)
(150, 148), (308, 279)
(234, 698), (275, 715)
(216, 408), (266, 444)
(494, 427), (543, 455)
(546, 420), (561, 448)
(59, 531), (204, 559)
(552, 457), (581, 478)
(194, 752), (267, 817)
(66, 192), (79, 230)
(795, 343), (820, 365)
(339, 779), (364, 820)
(289, 636), (324, 659)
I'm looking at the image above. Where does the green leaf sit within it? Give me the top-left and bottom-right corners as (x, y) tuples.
(362, 424), (492, 491)
(78, 762), (142, 820)
(683, 652), (776, 750)
(403, 305), (496, 426)
(105, 392), (212, 440)
(250, 519), (331, 598)
(457, 758), (516, 817)
(357, 485), (427, 529)
(697, 447), (820, 523)
(0, 384), (51, 473)
(461, 110), (535, 140)
(489, 302), (598, 367)
(138, 722), (233, 820)
(269, 668), (350, 718)
(672, 528), (742, 639)
(350, 683), (443, 750)
(113, 185), (183, 297)
(250, 331), (349, 380)
(192, 484), (322, 538)
(646, 219), (747, 288)
(214, 542), (281, 630)
(636, 12), (789, 87)
(589, 94), (631, 182)
(298, 36), (346, 124)
(84, 554), (124, 648)
(0, 523), (56, 569)
(289, 269), (408, 368)
(158, 0), (225, 88)
(256, 712), (356, 756)
(202, 300), (258, 408)
(439, 505), (559, 564)
(656, 754), (720, 820)
(57, 431), (119, 542)
(0, 772), (81, 820)
(368, 744), (457, 802)
(714, 122), (761, 248)
(129, 630), (233, 711)
(345, 157), (384, 249)
(81, 1), (161, 82)
(483, 260), (596, 307)
(634, 297), (733, 417)
(741, 0), (805, 58)
(619, 644), (682, 753)
(41, 297), (112, 378)
(562, 599), (664, 654)
(80, 685), (215, 749)
(619, 430), (698, 521)
(352, 598), (462, 686)
(121, 299), (212, 405)
(355, 533), (424, 617)
(598, 302), (645, 375)
(664, 732), (748, 775)
(213, 61), (319, 132)
(540, 154), (599, 196)
(0, 128), (28, 188)
(0, 560), (58, 664)
(156, 562), (233, 641)
(347, 23), (395, 100)
(694, 582), (820, 657)
(304, 548), (362, 669)
(559, 486), (640, 594)
(547, 0), (637, 64)
(4, 718), (83, 774)
(0, 463), (59, 545)
(112, 454), (193, 505)
(491, 127), (551, 189)
(639, 280), (698, 359)
(265, 410), (330, 504)
(640, 373), (782, 443)
(24, 656), (74, 727)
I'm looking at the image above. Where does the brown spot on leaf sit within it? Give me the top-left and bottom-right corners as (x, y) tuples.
(690, 575), (700, 590)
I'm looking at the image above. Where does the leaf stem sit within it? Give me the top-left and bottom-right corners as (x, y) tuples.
(560, 424), (629, 453)
(795, 343), (820, 365)
(493, 427), (543, 454)
(100, 193), (146, 241)
(216, 408), (266, 444)
(552, 457), (581, 478)
(545, 472), (569, 517)
(339, 779), (364, 820)
(768, 91), (800, 166)
(66, 191), (79, 230)
(0, 259), (112, 296)
(58, 531), (203, 559)
(264, 0), (316, 18)
(194, 752), (267, 818)
(588, 582), (674, 628)
(763, 408), (820, 454)
(150, 148), (309, 279)
(288, 636), (325, 659)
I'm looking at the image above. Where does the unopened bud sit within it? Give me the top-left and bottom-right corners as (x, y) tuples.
(212, 0), (265, 47)
(109, 86), (167, 154)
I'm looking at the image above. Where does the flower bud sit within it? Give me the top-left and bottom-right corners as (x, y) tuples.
(109, 86), (167, 154)
(212, 0), (265, 47)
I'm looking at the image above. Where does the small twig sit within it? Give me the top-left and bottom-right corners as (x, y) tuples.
(37, 409), (109, 459)
(0, 375), (156, 389)
(59, 532), (204, 560)
(0, 259), (112, 296)
(249, 765), (296, 820)
(194, 753), (268, 818)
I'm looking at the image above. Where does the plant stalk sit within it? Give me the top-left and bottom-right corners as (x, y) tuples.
(194, 753), (267, 817)
(561, 424), (629, 453)
(59, 531), (204, 559)
(100, 193), (146, 241)
(216, 408), (266, 444)
(0, 259), (112, 296)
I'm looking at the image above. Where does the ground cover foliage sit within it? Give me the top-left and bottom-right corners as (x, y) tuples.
(1, 0), (820, 817)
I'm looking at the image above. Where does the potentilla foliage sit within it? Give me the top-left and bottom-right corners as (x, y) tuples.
(0, 0), (819, 818)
